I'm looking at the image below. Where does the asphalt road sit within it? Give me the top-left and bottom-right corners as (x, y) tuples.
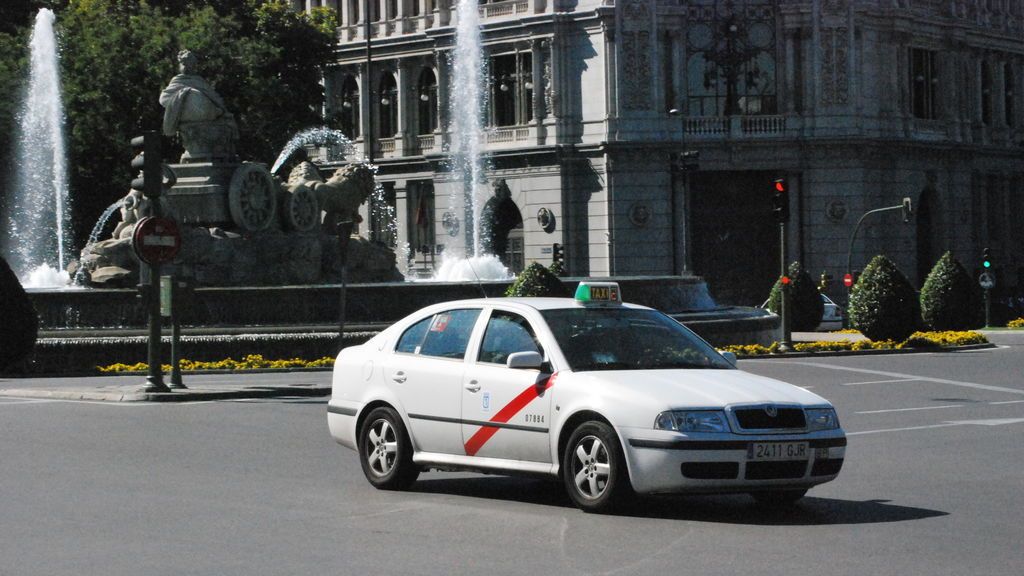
(2, 334), (1022, 576)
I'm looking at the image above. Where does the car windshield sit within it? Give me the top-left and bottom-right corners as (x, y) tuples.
(541, 307), (734, 371)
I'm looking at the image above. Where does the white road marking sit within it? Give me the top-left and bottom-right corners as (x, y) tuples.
(848, 423), (962, 436)
(990, 400), (1024, 405)
(856, 404), (963, 415)
(850, 417), (1024, 436)
(778, 361), (1024, 396)
(842, 378), (919, 386)
(0, 398), (56, 405)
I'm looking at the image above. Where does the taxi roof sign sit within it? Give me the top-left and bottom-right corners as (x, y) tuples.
(575, 282), (621, 304)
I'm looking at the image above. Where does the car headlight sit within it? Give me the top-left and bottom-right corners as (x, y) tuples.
(654, 410), (730, 433)
(806, 408), (839, 431)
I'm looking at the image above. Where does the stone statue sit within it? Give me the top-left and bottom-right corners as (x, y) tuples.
(159, 49), (238, 162)
(286, 161), (376, 233)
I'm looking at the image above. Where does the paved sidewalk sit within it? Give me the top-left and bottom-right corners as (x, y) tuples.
(0, 371), (330, 403)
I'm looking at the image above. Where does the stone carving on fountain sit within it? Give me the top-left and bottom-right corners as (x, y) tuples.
(76, 50), (401, 287)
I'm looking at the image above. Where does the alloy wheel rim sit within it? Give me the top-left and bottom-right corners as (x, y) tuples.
(572, 435), (611, 500)
(366, 418), (398, 477)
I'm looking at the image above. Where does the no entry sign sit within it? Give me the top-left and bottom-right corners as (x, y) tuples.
(132, 216), (181, 265)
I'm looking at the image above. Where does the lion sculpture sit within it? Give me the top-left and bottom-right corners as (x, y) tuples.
(286, 161), (375, 233)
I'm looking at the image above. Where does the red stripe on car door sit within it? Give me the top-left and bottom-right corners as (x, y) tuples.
(463, 373), (557, 457)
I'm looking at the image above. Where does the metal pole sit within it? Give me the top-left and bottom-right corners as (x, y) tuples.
(845, 203), (907, 305)
(984, 287), (992, 328)
(169, 277), (185, 389)
(144, 262), (168, 392)
(778, 221), (792, 352)
(364, 0), (374, 164)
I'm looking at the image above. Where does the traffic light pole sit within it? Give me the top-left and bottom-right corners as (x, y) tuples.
(778, 221), (792, 352)
(844, 199), (913, 309)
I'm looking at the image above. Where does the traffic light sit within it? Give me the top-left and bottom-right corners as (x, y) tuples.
(982, 247), (992, 269)
(552, 243), (564, 264)
(771, 178), (789, 223)
(901, 197), (913, 223)
(130, 131), (162, 199)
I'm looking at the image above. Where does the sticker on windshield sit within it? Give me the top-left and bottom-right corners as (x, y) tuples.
(482, 392), (491, 413)
(430, 313), (451, 332)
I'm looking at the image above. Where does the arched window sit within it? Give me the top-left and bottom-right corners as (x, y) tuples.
(417, 68), (439, 135)
(332, 75), (360, 139)
(378, 72), (398, 137)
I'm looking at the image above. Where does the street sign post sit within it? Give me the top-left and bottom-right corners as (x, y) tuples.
(979, 271), (996, 328)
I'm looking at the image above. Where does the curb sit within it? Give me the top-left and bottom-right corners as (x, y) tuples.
(0, 385), (330, 403)
(736, 342), (996, 360)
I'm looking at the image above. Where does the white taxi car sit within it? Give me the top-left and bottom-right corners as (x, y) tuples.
(328, 282), (846, 513)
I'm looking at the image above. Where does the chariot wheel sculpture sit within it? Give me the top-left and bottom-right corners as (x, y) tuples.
(228, 162), (277, 232)
(283, 184), (320, 233)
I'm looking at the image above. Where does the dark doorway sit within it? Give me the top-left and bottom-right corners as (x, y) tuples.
(689, 171), (780, 306)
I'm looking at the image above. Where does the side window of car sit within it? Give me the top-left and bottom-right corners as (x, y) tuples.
(479, 311), (543, 365)
(418, 309), (482, 359)
(395, 316), (432, 354)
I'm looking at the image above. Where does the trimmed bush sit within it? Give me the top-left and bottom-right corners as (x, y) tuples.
(848, 255), (919, 342)
(765, 262), (824, 331)
(505, 262), (569, 297)
(0, 256), (39, 371)
(920, 251), (980, 331)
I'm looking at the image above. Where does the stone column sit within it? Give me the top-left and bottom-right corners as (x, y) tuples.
(396, 61), (410, 156)
(359, 63), (373, 160)
(531, 40), (544, 127)
(434, 51), (449, 145)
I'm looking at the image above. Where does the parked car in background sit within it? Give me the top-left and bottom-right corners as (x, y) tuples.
(760, 293), (844, 332)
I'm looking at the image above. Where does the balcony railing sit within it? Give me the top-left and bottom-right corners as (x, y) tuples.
(685, 115), (788, 138)
(478, 0), (530, 18)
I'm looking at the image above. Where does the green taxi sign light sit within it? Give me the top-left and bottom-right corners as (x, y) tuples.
(575, 282), (621, 304)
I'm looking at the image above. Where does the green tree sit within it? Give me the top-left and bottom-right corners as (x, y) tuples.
(0, 254), (39, 371)
(55, 0), (336, 248)
(848, 254), (919, 342)
(920, 251), (980, 331)
(765, 261), (824, 332)
(505, 262), (569, 297)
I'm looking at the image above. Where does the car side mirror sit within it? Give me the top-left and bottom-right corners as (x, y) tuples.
(507, 351), (544, 370)
(719, 351), (738, 367)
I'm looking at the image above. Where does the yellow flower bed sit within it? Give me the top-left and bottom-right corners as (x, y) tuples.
(1009, 317), (1024, 329)
(720, 331), (986, 358)
(97, 354), (335, 373)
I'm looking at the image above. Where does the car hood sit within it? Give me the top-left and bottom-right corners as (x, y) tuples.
(571, 368), (829, 409)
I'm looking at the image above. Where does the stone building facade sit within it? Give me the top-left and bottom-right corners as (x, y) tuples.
(294, 0), (1024, 306)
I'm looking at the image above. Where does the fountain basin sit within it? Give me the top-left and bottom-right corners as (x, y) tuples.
(16, 276), (778, 374)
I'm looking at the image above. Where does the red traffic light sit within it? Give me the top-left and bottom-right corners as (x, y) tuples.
(774, 178), (786, 193)
(780, 275), (791, 285)
(843, 273), (853, 288)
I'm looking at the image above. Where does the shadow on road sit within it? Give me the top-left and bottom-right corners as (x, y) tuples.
(412, 476), (947, 526)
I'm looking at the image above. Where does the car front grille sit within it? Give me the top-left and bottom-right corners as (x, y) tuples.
(733, 406), (806, 431)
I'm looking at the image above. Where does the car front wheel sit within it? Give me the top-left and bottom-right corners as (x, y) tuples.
(563, 421), (632, 513)
(358, 407), (419, 490)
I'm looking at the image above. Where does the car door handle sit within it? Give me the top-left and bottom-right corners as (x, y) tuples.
(465, 380), (481, 393)
(392, 371), (407, 383)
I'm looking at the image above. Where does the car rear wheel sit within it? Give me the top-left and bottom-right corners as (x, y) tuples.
(563, 421), (632, 513)
(358, 407), (419, 490)
(750, 488), (808, 505)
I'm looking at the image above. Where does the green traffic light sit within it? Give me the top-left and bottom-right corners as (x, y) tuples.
(983, 261), (991, 268)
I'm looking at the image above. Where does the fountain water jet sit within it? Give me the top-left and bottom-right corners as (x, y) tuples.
(435, 0), (510, 282)
(3, 9), (71, 288)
